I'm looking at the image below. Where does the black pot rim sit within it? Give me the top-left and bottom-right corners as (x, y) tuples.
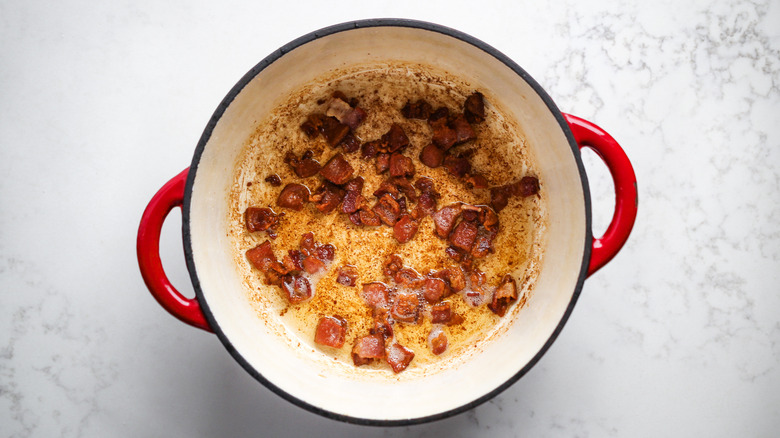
(182, 18), (592, 427)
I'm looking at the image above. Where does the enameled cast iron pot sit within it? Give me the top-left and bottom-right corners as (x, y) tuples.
(137, 19), (638, 425)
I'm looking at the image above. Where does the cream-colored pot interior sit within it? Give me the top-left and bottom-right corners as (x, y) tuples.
(186, 24), (588, 422)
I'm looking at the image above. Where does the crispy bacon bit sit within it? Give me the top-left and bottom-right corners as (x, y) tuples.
(299, 232), (315, 256)
(383, 254), (404, 277)
(285, 250), (304, 271)
(489, 275), (518, 317)
(449, 114), (476, 144)
(246, 240), (277, 273)
(281, 274), (311, 304)
(300, 114), (324, 138)
(430, 118), (457, 150)
(358, 209), (381, 226)
(384, 123), (410, 153)
(361, 140), (381, 159)
(372, 193), (401, 226)
(320, 116), (350, 146)
(362, 282), (390, 309)
(432, 204), (461, 238)
(447, 266), (467, 292)
(352, 334), (385, 366)
(429, 107), (449, 123)
(442, 155), (472, 178)
(336, 265), (358, 286)
(385, 343), (415, 373)
(315, 244), (335, 261)
(371, 312), (394, 340)
(465, 173), (489, 189)
(430, 301), (453, 324)
(319, 153), (354, 185)
(401, 99), (433, 119)
(342, 107), (367, 131)
(340, 132), (361, 153)
(393, 214), (419, 243)
(423, 278), (449, 303)
(419, 143), (445, 168)
(471, 229), (497, 258)
(340, 189), (363, 214)
(326, 96), (352, 122)
(244, 207), (281, 233)
(445, 246), (463, 261)
(490, 185), (512, 212)
(464, 92), (485, 124)
(285, 150), (321, 178)
(309, 182), (345, 214)
(264, 174), (282, 186)
(490, 176), (539, 212)
(302, 256), (325, 274)
(277, 183), (310, 211)
(375, 153), (390, 174)
(391, 290), (420, 323)
(389, 153), (415, 178)
(393, 267), (420, 285)
(314, 316), (347, 348)
(429, 328), (448, 356)
(516, 176), (540, 197)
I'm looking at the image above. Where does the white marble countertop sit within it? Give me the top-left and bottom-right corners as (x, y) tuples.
(1, 1), (778, 436)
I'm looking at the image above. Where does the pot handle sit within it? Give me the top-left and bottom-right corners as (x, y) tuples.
(563, 113), (638, 277)
(137, 168), (212, 332)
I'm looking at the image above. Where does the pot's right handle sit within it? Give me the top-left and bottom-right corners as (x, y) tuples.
(563, 113), (638, 277)
(137, 168), (212, 332)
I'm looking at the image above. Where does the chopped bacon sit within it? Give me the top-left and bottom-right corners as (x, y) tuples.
(340, 189), (364, 214)
(361, 140), (382, 159)
(489, 275), (518, 317)
(336, 265), (358, 286)
(302, 256), (325, 274)
(300, 113), (324, 138)
(244, 207), (281, 233)
(277, 183), (310, 211)
(516, 176), (540, 197)
(314, 316), (347, 348)
(491, 176), (539, 212)
(384, 123), (410, 153)
(371, 311), (394, 340)
(285, 150), (321, 178)
(464, 92), (485, 124)
(445, 246), (463, 261)
(385, 343), (415, 373)
(471, 228), (497, 258)
(285, 250), (304, 271)
(375, 153), (390, 174)
(383, 254), (403, 277)
(393, 214), (419, 243)
(372, 193), (401, 226)
(362, 282), (390, 309)
(298, 232), (316, 256)
(320, 116), (350, 147)
(419, 143), (445, 168)
(309, 182), (345, 214)
(358, 209), (381, 226)
(341, 107), (367, 131)
(393, 267), (420, 286)
(447, 266), (467, 292)
(430, 118), (457, 150)
(423, 277), (449, 303)
(432, 204), (461, 238)
(343, 176), (364, 193)
(281, 274), (311, 304)
(340, 132), (361, 153)
(430, 301), (453, 324)
(429, 328), (448, 356)
(442, 155), (472, 178)
(352, 334), (385, 366)
(264, 174), (282, 186)
(246, 240), (277, 273)
(401, 99), (433, 119)
(389, 153), (415, 178)
(428, 106), (449, 123)
(315, 244), (335, 262)
(449, 219), (478, 252)
(391, 290), (420, 323)
(318, 153), (353, 185)
(465, 173), (489, 189)
(490, 185), (513, 212)
(449, 114), (476, 145)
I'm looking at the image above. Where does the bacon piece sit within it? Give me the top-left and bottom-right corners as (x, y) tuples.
(336, 265), (358, 286)
(393, 214), (419, 243)
(298, 232), (315, 256)
(300, 113), (324, 138)
(309, 182), (345, 214)
(362, 282), (390, 309)
(391, 290), (420, 323)
(383, 254), (403, 277)
(314, 316), (347, 348)
(471, 228), (497, 258)
(352, 334), (385, 366)
(277, 183), (310, 211)
(302, 256), (325, 274)
(465, 173), (489, 189)
(246, 241), (277, 272)
(490, 185), (513, 212)
(445, 246), (463, 262)
(449, 114), (476, 144)
(423, 278), (449, 303)
(281, 274), (311, 304)
(464, 92), (485, 124)
(244, 207), (280, 233)
(393, 267), (420, 286)
(284, 249), (304, 271)
(319, 153), (354, 185)
(341, 107), (367, 130)
(515, 176), (540, 197)
(372, 193), (401, 226)
(385, 343), (415, 373)
(443, 155), (472, 178)
(315, 244), (335, 262)
(419, 143), (445, 168)
(384, 123), (410, 153)
(429, 107), (449, 123)
(320, 116), (350, 147)
(401, 100), (432, 119)
(285, 150), (321, 178)
(429, 328), (448, 356)
(432, 204), (461, 238)
(340, 132), (361, 153)
(359, 209), (381, 226)
(375, 153), (390, 174)
(449, 219), (478, 252)
(389, 153), (415, 178)
(371, 311), (394, 340)
(264, 174), (282, 186)
(340, 189), (364, 214)
(430, 118), (457, 150)
(361, 140), (382, 159)
(447, 266), (467, 292)
(489, 275), (518, 317)
(430, 301), (453, 324)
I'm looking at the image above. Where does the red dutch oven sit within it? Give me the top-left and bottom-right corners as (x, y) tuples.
(137, 19), (637, 425)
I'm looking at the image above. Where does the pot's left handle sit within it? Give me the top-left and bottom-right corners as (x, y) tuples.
(137, 168), (212, 332)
